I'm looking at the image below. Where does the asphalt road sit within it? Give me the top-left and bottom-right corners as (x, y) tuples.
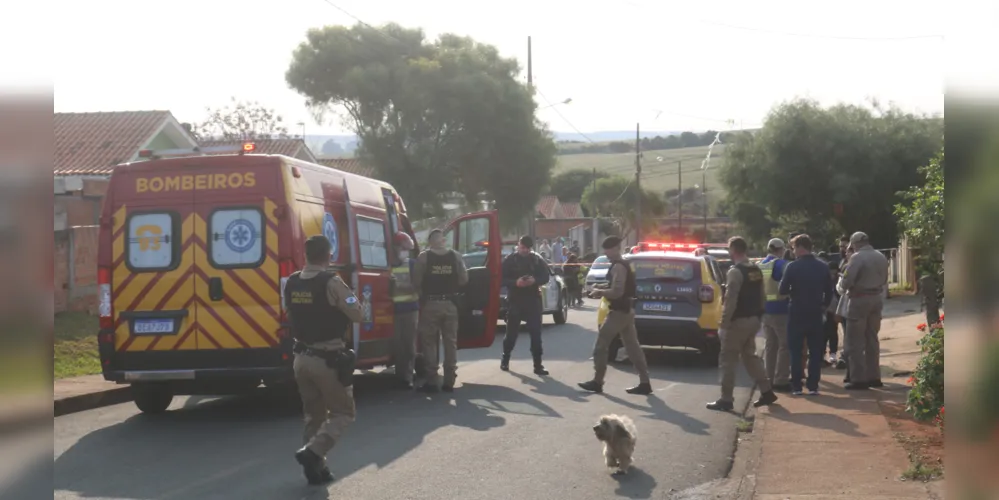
(54, 305), (756, 500)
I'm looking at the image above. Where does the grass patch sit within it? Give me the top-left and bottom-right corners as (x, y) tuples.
(54, 311), (101, 379)
(901, 460), (943, 482)
(555, 145), (728, 205)
(736, 418), (754, 433)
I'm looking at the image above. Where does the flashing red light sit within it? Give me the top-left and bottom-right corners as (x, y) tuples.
(138, 150), (154, 158)
(241, 142), (256, 154)
(636, 242), (699, 252)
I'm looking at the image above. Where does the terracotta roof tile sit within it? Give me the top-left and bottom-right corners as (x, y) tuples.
(316, 158), (376, 178)
(55, 111), (171, 176)
(198, 138), (312, 160)
(536, 195), (560, 219)
(560, 201), (583, 218)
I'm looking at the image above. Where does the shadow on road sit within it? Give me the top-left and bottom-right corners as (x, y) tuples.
(506, 371), (591, 404)
(53, 376), (557, 500)
(598, 393), (711, 436)
(613, 466), (657, 499)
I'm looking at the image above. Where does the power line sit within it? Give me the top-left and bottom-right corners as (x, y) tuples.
(537, 89), (597, 143)
(316, 0), (406, 46)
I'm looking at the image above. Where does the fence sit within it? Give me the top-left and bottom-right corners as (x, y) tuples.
(55, 226), (99, 314)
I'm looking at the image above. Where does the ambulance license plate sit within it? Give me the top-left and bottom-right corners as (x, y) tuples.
(133, 319), (175, 335)
(642, 302), (672, 312)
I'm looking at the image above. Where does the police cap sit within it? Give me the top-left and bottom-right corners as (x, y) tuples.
(602, 235), (623, 250)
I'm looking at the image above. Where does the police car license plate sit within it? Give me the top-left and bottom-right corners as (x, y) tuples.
(642, 302), (672, 312)
(133, 319), (175, 335)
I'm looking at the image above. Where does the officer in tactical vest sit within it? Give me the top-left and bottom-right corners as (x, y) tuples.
(285, 235), (364, 485)
(707, 236), (778, 411)
(578, 235), (652, 395)
(758, 238), (791, 392)
(412, 228), (469, 393)
(500, 235), (551, 375)
(390, 232), (420, 390)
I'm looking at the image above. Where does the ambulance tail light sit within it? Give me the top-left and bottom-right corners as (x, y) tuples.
(278, 259), (296, 339)
(98, 266), (114, 331)
(698, 284), (715, 303)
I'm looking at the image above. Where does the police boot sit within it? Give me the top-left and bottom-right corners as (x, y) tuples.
(500, 353), (511, 371)
(295, 447), (326, 485)
(532, 354), (549, 376)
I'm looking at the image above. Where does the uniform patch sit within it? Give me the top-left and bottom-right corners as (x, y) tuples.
(345, 296), (357, 304)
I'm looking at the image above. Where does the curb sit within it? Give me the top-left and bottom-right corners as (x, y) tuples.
(54, 386), (133, 417)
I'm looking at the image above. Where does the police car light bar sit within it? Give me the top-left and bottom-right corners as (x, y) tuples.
(636, 242), (699, 252)
(136, 143), (257, 160)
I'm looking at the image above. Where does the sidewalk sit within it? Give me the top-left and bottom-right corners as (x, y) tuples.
(750, 295), (945, 499)
(53, 374), (131, 417)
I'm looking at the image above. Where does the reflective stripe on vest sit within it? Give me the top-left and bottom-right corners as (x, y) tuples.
(758, 259), (781, 302)
(391, 265), (419, 303)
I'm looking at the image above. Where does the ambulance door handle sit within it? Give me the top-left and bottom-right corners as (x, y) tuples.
(208, 277), (224, 301)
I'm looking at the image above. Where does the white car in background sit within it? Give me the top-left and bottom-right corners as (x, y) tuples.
(584, 255), (612, 296)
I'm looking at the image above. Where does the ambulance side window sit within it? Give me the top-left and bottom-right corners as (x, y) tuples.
(127, 212), (178, 272)
(209, 208), (265, 268)
(357, 217), (388, 269)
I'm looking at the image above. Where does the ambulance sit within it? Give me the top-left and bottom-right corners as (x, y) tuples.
(96, 143), (503, 413)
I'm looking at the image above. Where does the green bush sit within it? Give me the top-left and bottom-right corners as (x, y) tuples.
(906, 322), (944, 425)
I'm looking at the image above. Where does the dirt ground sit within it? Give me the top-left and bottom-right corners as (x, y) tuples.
(878, 391), (945, 482)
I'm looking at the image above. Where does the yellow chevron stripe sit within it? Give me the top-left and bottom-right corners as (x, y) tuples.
(264, 197), (279, 227)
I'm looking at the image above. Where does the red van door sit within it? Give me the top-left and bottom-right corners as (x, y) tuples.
(342, 179), (394, 364)
(443, 211), (502, 349)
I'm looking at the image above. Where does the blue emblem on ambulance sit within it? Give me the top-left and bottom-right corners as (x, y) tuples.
(322, 212), (339, 261)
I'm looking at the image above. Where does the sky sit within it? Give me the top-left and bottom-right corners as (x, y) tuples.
(9, 0), (991, 137)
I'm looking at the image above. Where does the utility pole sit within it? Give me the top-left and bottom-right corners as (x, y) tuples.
(677, 161), (683, 234)
(634, 123), (642, 244)
(526, 36), (536, 241)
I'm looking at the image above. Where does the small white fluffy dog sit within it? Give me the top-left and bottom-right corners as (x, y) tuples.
(592, 414), (637, 475)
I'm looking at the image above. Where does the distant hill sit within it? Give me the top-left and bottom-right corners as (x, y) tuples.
(304, 130), (690, 155)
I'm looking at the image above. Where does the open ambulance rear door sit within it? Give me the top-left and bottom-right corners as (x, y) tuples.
(443, 211), (502, 349)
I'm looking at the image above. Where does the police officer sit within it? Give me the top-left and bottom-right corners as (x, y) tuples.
(390, 232), (419, 390)
(412, 228), (469, 393)
(578, 236), (652, 395)
(500, 235), (551, 375)
(777, 234), (834, 395)
(840, 231), (889, 390)
(706, 236), (778, 411)
(758, 238), (791, 392)
(285, 235), (364, 485)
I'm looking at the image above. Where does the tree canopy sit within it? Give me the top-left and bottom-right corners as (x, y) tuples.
(548, 169), (609, 203)
(894, 147), (944, 279)
(581, 175), (666, 237)
(192, 97), (290, 141)
(718, 98), (942, 248)
(286, 23), (557, 223)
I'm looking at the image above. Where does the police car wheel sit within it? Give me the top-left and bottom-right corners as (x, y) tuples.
(132, 383), (173, 414)
(553, 292), (568, 325)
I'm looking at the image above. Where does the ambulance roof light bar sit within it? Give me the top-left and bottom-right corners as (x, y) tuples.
(136, 142), (257, 160)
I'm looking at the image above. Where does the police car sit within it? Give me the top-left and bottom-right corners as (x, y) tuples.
(596, 242), (727, 366)
(462, 251), (568, 325)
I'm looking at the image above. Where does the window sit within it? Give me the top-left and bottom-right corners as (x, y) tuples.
(590, 255), (611, 270)
(455, 217), (489, 256)
(357, 218), (388, 268)
(209, 208), (264, 268)
(127, 212), (177, 271)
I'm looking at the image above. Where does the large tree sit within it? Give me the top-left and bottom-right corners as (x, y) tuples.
(549, 169), (610, 203)
(581, 175), (666, 237)
(192, 97), (290, 141)
(718, 98), (942, 248)
(285, 23), (557, 222)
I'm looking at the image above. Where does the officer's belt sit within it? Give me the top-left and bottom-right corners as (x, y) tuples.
(293, 342), (342, 359)
(425, 294), (459, 301)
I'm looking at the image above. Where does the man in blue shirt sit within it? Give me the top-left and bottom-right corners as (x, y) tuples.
(778, 234), (834, 395)
(759, 238), (791, 392)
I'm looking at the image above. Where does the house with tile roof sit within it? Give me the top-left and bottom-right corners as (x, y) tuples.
(316, 158), (376, 178)
(54, 110), (200, 230)
(198, 138), (316, 163)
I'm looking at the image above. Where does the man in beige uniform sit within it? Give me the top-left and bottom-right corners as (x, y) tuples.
(706, 236), (778, 411)
(578, 236), (652, 395)
(840, 231), (889, 390)
(285, 235), (364, 485)
(412, 228), (468, 393)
